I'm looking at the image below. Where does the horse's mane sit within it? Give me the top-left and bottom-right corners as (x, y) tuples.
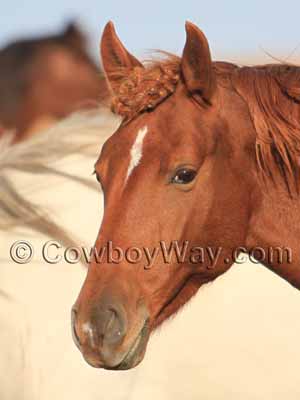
(0, 109), (119, 248)
(110, 53), (181, 120)
(111, 54), (300, 194)
(229, 63), (300, 194)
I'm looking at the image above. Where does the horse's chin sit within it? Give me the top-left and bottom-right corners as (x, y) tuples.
(153, 274), (203, 329)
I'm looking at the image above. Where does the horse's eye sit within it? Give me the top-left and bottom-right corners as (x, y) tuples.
(93, 170), (102, 185)
(171, 168), (197, 185)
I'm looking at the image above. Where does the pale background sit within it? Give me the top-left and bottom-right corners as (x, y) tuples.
(1, 0), (300, 64)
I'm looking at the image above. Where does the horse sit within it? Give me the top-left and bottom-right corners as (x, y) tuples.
(72, 21), (300, 373)
(0, 22), (108, 143)
(1, 110), (300, 399)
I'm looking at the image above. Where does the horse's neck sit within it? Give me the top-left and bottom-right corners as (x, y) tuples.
(246, 184), (300, 289)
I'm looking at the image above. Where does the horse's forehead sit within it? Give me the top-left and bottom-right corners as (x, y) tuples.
(102, 95), (200, 164)
(104, 125), (182, 171)
(106, 118), (157, 152)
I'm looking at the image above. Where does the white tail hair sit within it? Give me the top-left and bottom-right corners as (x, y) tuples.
(0, 108), (120, 248)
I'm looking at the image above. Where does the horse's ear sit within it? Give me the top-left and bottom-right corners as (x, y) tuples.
(182, 22), (216, 104)
(100, 22), (143, 93)
(62, 22), (86, 49)
(63, 22), (80, 38)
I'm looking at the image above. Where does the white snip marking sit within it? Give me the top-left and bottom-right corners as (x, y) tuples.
(125, 126), (148, 183)
(82, 322), (96, 347)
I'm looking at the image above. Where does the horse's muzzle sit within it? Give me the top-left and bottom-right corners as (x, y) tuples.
(71, 298), (150, 370)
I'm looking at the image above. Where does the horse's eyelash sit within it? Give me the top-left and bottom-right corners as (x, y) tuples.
(93, 170), (102, 185)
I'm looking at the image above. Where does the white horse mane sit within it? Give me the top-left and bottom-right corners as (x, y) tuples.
(0, 108), (120, 247)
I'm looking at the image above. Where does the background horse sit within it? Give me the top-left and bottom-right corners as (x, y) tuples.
(1, 108), (300, 399)
(73, 21), (300, 378)
(0, 22), (108, 143)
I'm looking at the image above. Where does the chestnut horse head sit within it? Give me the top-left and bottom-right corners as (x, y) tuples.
(73, 21), (300, 369)
(0, 22), (108, 142)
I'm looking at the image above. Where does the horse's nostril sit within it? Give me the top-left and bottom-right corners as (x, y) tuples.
(71, 307), (81, 349)
(102, 307), (126, 345)
(104, 309), (117, 334)
(72, 302), (127, 356)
